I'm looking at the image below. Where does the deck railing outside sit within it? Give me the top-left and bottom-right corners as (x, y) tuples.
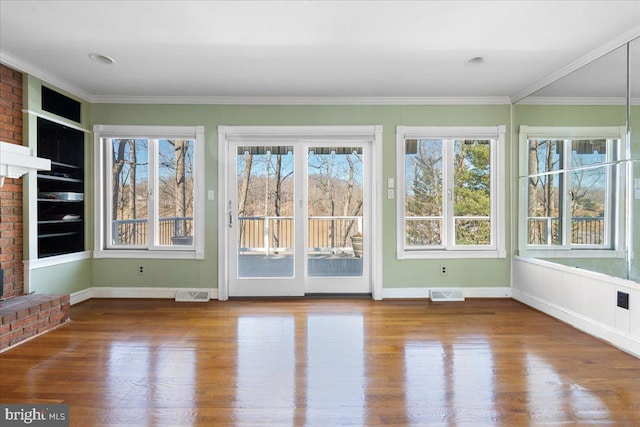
(112, 217), (193, 246)
(238, 216), (363, 254)
(528, 216), (605, 245)
(111, 216), (361, 252)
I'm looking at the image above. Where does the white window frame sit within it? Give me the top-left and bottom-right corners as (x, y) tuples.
(396, 125), (506, 259)
(518, 125), (626, 259)
(93, 125), (205, 259)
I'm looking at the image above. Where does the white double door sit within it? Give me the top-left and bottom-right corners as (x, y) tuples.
(225, 138), (372, 297)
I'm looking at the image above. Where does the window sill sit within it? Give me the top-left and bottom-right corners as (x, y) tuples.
(519, 249), (625, 259)
(397, 249), (506, 260)
(94, 249), (204, 260)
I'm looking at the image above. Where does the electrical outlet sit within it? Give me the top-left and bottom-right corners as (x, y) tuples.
(617, 291), (629, 310)
(138, 265), (144, 276)
(440, 265), (447, 275)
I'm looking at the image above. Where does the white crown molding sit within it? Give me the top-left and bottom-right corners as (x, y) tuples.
(0, 49), (93, 102)
(517, 96), (640, 106)
(510, 25), (640, 103)
(90, 95), (512, 106)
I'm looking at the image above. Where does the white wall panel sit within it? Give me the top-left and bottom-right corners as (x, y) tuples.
(578, 275), (591, 317)
(513, 257), (640, 358)
(590, 279), (616, 327)
(542, 266), (563, 306)
(630, 288), (640, 337)
(614, 286), (631, 334)
(562, 272), (581, 314)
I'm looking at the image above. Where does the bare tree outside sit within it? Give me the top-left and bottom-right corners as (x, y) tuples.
(110, 138), (194, 246)
(526, 138), (609, 246)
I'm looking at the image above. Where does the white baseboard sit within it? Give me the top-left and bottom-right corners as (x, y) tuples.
(70, 287), (218, 304)
(70, 288), (93, 305)
(71, 286), (508, 303)
(382, 286), (512, 299)
(512, 288), (640, 358)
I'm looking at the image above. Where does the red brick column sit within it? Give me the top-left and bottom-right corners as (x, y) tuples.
(0, 64), (24, 298)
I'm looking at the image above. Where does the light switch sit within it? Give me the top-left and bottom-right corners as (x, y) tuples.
(387, 189), (394, 199)
(208, 190), (215, 201)
(387, 178), (395, 188)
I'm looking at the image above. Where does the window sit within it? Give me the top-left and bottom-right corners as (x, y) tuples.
(518, 126), (625, 257)
(93, 125), (204, 259)
(396, 126), (506, 259)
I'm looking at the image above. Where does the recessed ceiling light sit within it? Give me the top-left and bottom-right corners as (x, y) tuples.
(465, 56), (486, 67)
(89, 53), (115, 65)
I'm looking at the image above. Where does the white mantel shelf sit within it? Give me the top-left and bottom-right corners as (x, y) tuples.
(0, 141), (50, 187)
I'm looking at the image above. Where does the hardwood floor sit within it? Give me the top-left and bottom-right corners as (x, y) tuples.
(1, 298), (639, 426)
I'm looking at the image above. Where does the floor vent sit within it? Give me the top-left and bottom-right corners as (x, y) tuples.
(175, 290), (210, 303)
(430, 289), (465, 302)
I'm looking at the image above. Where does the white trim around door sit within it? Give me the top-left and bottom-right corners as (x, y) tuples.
(218, 125), (383, 300)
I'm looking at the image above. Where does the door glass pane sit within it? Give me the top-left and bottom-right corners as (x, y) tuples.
(307, 146), (363, 277)
(237, 146), (294, 278)
(404, 139), (443, 247)
(110, 138), (149, 246)
(453, 139), (492, 246)
(157, 139), (195, 246)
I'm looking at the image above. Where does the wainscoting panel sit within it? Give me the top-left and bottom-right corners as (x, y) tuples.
(513, 257), (640, 358)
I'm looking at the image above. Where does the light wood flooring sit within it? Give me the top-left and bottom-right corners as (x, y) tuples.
(1, 297), (639, 426)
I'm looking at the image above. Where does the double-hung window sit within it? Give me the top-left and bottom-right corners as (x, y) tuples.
(519, 126), (625, 257)
(93, 125), (204, 259)
(396, 126), (506, 259)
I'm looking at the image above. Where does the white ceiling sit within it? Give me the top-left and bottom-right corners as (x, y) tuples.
(1, 0), (639, 103)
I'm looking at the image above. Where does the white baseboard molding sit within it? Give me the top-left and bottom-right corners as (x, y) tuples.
(382, 286), (512, 299)
(512, 288), (640, 358)
(71, 286), (509, 303)
(70, 288), (93, 305)
(70, 287), (218, 304)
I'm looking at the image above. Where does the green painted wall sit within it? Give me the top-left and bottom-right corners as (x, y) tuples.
(29, 258), (91, 295)
(89, 103), (512, 290)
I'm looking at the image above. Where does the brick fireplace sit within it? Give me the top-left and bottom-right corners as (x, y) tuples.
(0, 63), (70, 352)
(1, 63), (25, 299)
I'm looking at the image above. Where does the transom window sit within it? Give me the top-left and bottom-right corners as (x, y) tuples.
(396, 126), (506, 259)
(93, 125), (204, 259)
(518, 126), (625, 256)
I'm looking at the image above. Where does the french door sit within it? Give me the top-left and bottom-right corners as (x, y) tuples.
(222, 130), (374, 297)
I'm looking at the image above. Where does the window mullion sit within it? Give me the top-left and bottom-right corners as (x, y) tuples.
(149, 139), (159, 249)
(444, 139), (454, 249)
(104, 138), (114, 247)
(563, 139), (572, 248)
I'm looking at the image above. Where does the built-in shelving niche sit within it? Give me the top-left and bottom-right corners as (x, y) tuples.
(36, 89), (84, 258)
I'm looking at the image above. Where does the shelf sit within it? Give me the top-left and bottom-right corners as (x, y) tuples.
(38, 231), (80, 239)
(38, 173), (82, 183)
(36, 88), (85, 260)
(38, 219), (82, 224)
(50, 161), (81, 169)
(38, 198), (83, 203)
